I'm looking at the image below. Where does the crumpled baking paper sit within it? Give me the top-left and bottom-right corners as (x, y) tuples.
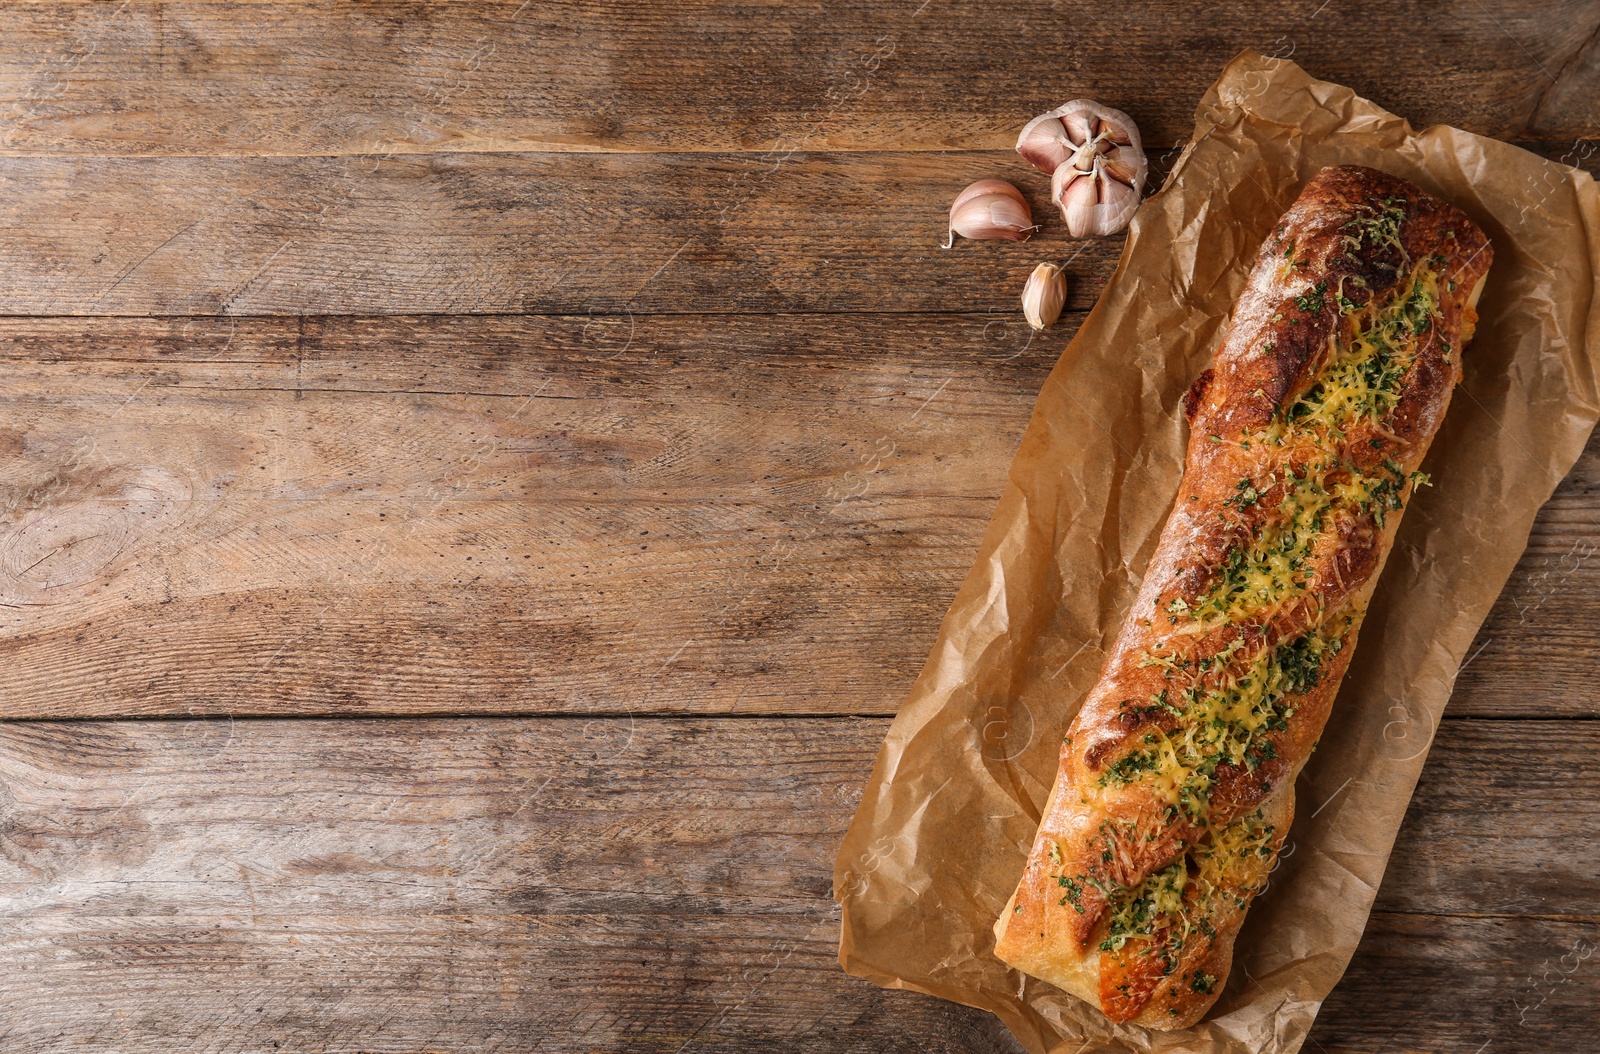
(835, 49), (1600, 1054)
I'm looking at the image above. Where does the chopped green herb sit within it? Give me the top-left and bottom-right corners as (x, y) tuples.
(1293, 280), (1329, 315)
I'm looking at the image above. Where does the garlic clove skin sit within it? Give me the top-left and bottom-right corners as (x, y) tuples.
(1063, 109), (1096, 147)
(944, 178), (1037, 246)
(1093, 115), (1132, 147)
(1052, 165), (1101, 239)
(1016, 100), (1145, 176)
(1021, 262), (1066, 331)
(950, 177), (1019, 214)
(1099, 148), (1140, 187)
(1087, 156), (1143, 235)
(1015, 113), (1073, 174)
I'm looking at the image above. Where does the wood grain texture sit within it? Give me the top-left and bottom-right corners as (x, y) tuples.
(1449, 379), (1600, 717)
(0, 151), (1126, 316)
(1, 313), (1594, 719)
(0, 2), (1591, 158)
(0, 716), (1592, 1052)
(1315, 912), (1599, 1053)
(0, 313), (1053, 718)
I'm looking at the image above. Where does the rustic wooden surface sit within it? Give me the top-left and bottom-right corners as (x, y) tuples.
(1, 717), (1596, 1052)
(0, 2), (1596, 1051)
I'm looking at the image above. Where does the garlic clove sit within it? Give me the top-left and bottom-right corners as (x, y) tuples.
(1015, 114), (1073, 174)
(1094, 115), (1132, 147)
(1093, 165), (1143, 235)
(1099, 148), (1140, 187)
(1021, 262), (1066, 331)
(950, 178), (1018, 214)
(1052, 166), (1101, 239)
(1062, 109), (1095, 150)
(944, 178), (1037, 246)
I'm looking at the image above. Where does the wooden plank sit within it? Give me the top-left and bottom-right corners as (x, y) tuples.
(0, 2), (1591, 158)
(0, 146), (1590, 320)
(1317, 722), (1600, 1052)
(0, 715), (1021, 1052)
(1445, 416), (1600, 718)
(0, 151), (1124, 316)
(0, 313), (1054, 718)
(1361, 719), (1600, 918)
(0, 716), (1592, 1051)
(1313, 913), (1598, 1053)
(0, 313), (1593, 719)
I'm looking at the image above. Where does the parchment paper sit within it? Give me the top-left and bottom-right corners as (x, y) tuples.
(834, 50), (1600, 1054)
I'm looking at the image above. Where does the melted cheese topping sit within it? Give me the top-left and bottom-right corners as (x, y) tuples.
(1175, 267), (1439, 635)
(1064, 232), (1452, 970)
(1294, 269), (1440, 437)
(1099, 629), (1342, 816)
(1094, 807), (1279, 980)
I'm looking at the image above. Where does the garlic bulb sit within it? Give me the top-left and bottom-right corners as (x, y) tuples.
(943, 178), (1038, 247)
(1021, 262), (1066, 330)
(1017, 100), (1147, 237)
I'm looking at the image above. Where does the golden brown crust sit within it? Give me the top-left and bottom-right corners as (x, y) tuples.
(993, 166), (1493, 1029)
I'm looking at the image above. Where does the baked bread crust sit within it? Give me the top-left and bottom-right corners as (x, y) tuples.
(992, 166), (1493, 1030)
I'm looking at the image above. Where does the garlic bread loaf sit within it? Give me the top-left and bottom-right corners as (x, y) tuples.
(993, 165), (1493, 1029)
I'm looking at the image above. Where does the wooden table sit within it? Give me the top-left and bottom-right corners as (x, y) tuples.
(0, 4), (1595, 1051)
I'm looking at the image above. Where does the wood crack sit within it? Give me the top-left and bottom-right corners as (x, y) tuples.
(1524, 14), (1600, 136)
